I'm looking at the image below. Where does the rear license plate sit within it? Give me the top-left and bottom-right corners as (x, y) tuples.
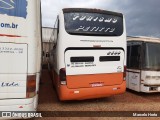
(91, 82), (104, 87)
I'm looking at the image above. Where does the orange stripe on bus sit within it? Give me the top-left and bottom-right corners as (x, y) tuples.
(0, 34), (22, 37)
(52, 70), (126, 100)
(58, 82), (126, 100)
(66, 73), (124, 89)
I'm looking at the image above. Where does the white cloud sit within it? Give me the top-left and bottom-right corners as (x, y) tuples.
(41, 0), (114, 27)
(61, 0), (112, 8)
(41, 0), (61, 27)
(41, 0), (160, 38)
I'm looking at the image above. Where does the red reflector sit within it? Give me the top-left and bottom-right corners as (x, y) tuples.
(19, 106), (23, 108)
(69, 91), (74, 94)
(93, 45), (101, 48)
(123, 66), (126, 80)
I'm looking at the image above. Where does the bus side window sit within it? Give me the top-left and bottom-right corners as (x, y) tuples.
(53, 16), (59, 49)
(130, 45), (141, 69)
(57, 18), (59, 36)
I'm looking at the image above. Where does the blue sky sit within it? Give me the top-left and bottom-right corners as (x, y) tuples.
(41, 0), (160, 37)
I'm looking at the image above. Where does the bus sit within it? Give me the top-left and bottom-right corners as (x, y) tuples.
(0, 0), (42, 112)
(127, 36), (160, 92)
(50, 8), (126, 100)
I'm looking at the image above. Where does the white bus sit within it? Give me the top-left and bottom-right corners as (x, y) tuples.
(127, 36), (160, 92)
(0, 0), (41, 112)
(50, 8), (126, 100)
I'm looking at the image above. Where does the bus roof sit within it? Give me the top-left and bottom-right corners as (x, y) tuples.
(127, 36), (160, 43)
(62, 8), (123, 17)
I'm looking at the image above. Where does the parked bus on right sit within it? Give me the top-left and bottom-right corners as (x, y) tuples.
(127, 36), (160, 92)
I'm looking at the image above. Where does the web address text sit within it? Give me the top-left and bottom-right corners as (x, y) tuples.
(0, 22), (18, 29)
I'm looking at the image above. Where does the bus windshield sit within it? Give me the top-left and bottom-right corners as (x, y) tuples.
(144, 42), (160, 70)
(64, 10), (123, 36)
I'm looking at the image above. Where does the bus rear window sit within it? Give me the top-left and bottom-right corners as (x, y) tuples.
(70, 57), (94, 62)
(64, 11), (123, 36)
(99, 56), (120, 62)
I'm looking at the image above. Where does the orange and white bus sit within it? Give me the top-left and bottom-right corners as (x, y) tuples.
(0, 0), (41, 113)
(50, 8), (126, 100)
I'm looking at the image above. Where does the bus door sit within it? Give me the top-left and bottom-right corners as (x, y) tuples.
(0, 43), (28, 99)
(127, 42), (142, 92)
(64, 48), (125, 89)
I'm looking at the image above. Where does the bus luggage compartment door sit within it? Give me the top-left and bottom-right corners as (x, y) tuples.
(0, 43), (27, 99)
(65, 49), (125, 89)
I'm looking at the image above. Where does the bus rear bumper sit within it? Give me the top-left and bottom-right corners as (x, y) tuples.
(58, 81), (126, 101)
(141, 84), (160, 93)
(0, 95), (38, 119)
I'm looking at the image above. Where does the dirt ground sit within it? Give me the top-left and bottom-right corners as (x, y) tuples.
(32, 69), (160, 120)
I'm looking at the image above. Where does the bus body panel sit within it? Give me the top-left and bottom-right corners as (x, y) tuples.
(127, 69), (141, 92)
(0, 43), (28, 74)
(54, 9), (126, 75)
(0, 95), (37, 110)
(65, 49), (124, 75)
(141, 71), (160, 85)
(127, 70), (160, 93)
(56, 33), (126, 77)
(0, 95), (38, 119)
(65, 49), (124, 88)
(66, 73), (123, 89)
(0, 0), (41, 74)
(59, 82), (126, 100)
(141, 70), (160, 92)
(53, 70), (126, 100)
(0, 0), (41, 111)
(0, 74), (27, 99)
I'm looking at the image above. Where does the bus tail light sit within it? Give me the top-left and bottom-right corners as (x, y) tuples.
(60, 68), (67, 85)
(123, 66), (126, 80)
(141, 79), (144, 83)
(26, 75), (36, 98)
